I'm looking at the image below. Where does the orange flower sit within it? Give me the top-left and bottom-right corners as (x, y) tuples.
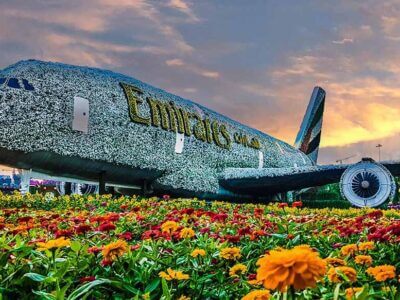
(180, 227), (195, 239)
(159, 268), (189, 281)
(36, 237), (71, 251)
(325, 257), (346, 267)
(220, 247), (241, 260)
(358, 241), (375, 251)
(366, 265), (396, 282)
(241, 290), (271, 300)
(327, 266), (357, 283)
(354, 255), (372, 266)
(101, 240), (128, 262)
(161, 221), (179, 234)
(229, 264), (247, 277)
(340, 244), (357, 256)
(345, 287), (363, 300)
(191, 249), (206, 258)
(256, 245), (326, 292)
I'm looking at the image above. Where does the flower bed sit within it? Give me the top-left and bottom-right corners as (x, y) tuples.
(0, 192), (400, 299)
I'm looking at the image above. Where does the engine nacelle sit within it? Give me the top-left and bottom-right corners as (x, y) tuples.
(340, 158), (396, 207)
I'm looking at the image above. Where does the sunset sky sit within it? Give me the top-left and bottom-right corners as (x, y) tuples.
(1, 0), (399, 164)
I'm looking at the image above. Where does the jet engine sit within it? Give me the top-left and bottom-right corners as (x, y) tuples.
(340, 159), (396, 207)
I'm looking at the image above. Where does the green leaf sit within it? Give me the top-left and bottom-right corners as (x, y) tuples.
(333, 283), (342, 300)
(145, 278), (160, 293)
(70, 241), (81, 253)
(161, 278), (171, 300)
(67, 279), (111, 300)
(32, 290), (57, 300)
(23, 272), (47, 282)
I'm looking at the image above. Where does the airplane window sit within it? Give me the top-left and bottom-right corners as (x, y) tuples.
(0, 78), (6, 85)
(7, 78), (21, 89)
(22, 79), (34, 91)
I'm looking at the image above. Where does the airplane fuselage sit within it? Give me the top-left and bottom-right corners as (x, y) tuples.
(0, 60), (312, 199)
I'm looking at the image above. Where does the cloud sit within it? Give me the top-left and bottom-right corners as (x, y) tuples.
(165, 58), (220, 78)
(166, 0), (200, 22)
(332, 38), (354, 44)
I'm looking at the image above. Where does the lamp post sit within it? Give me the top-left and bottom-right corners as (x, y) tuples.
(376, 144), (382, 161)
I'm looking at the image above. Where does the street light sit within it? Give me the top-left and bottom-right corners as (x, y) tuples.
(376, 144), (382, 161)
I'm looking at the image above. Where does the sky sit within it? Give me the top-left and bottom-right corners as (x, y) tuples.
(0, 0), (400, 164)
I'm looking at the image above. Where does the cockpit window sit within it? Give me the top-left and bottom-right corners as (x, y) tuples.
(0, 77), (34, 91)
(7, 78), (21, 89)
(22, 79), (34, 91)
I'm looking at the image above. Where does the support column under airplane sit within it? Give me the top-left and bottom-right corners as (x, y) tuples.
(99, 171), (106, 195)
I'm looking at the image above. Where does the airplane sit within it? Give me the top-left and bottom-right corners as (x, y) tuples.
(0, 59), (399, 207)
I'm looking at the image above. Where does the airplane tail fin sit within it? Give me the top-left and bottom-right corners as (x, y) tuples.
(294, 86), (326, 164)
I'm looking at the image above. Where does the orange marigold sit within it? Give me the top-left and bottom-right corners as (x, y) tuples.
(327, 266), (357, 283)
(191, 249), (206, 258)
(101, 239), (128, 262)
(325, 257), (346, 267)
(340, 244), (358, 256)
(159, 268), (189, 281)
(366, 265), (396, 282)
(180, 227), (195, 239)
(256, 245), (326, 292)
(220, 247), (241, 260)
(229, 264), (247, 277)
(36, 237), (71, 251)
(358, 241), (375, 251)
(241, 290), (271, 300)
(161, 221), (179, 234)
(345, 287), (364, 300)
(354, 255), (372, 266)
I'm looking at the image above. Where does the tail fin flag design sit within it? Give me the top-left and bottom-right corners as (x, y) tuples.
(294, 86), (326, 164)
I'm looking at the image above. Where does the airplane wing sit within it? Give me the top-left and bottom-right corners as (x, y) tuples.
(220, 160), (400, 196)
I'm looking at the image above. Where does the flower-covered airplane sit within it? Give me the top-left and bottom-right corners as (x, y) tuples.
(0, 60), (399, 207)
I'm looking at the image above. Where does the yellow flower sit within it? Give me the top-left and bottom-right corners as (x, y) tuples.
(366, 265), (396, 282)
(327, 266), (357, 283)
(142, 293), (150, 300)
(177, 296), (190, 300)
(161, 221), (179, 234)
(325, 257), (347, 267)
(191, 249), (206, 258)
(241, 289), (271, 300)
(159, 268), (189, 281)
(36, 237), (71, 251)
(345, 287), (363, 300)
(256, 245), (326, 292)
(229, 264), (247, 277)
(340, 244), (358, 256)
(354, 255), (372, 266)
(358, 241), (375, 251)
(101, 240), (128, 262)
(220, 247), (241, 260)
(180, 227), (195, 239)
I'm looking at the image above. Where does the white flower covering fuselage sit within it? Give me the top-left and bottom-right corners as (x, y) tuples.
(0, 60), (313, 197)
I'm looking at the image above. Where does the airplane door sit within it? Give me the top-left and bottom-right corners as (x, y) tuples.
(72, 96), (89, 133)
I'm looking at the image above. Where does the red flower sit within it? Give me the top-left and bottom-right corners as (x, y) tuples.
(79, 276), (95, 283)
(278, 203), (288, 208)
(131, 244), (140, 251)
(75, 224), (92, 235)
(55, 229), (73, 238)
(163, 195), (170, 200)
(292, 201), (303, 208)
(88, 246), (101, 255)
(101, 259), (113, 267)
(98, 222), (116, 232)
(118, 231), (133, 241)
